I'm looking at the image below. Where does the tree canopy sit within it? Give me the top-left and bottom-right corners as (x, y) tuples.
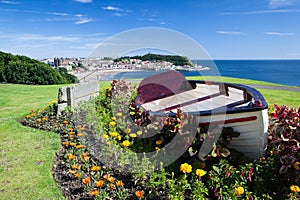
(0, 51), (78, 85)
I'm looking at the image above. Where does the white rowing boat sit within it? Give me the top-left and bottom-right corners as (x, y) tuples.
(136, 70), (269, 160)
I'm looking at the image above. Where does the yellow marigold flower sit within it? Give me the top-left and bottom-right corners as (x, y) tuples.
(76, 144), (84, 149)
(90, 190), (98, 197)
(36, 118), (42, 123)
(294, 162), (300, 170)
(103, 174), (110, 180)
(180, 163), (192, 173)
(109, 131), (118, 137)
(137, 131), (142, 135)
(51, 100), (57, 104)
(236, 186), (245, 196)
(96, 180), (104, 187)
(116, 180), (123, 187)
(91, 166), (100, 171)
(77, 125), (85, 130)
(129, 133), (137, 138)
(42, 116), (48, 121)
(67, 128), (73, 131)
(111, 117), (116, 121)
(196, 169), (206, 177)
(26, 115), (31, 119)
(155, 147), (160, 151)
(31, 112), (36, 117)
(63, 120), (68, 125)
(124, 128), (131, 134)
(77, 133), (84, 137)
(69, 135), (75, 140)
(109, 121), (116, 126)
(290, 185), (300, 193)
(135, 190), (144, 199)
(70, 142), (76, 147)
(122, 140), (131, 147)
(82, 177), (91, 185)
(74, 172), (81, 178)
(102, 134), (109, 139)
(116, 112), (122, 117)
(118, 136), (122, 141)
(156, 140), (163, 145)
(67, 154), (75, 160)
(69, 131), (75, 135)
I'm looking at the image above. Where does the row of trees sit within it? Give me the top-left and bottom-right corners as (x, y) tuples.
(0, 51), (78, 85)
(114, 53), (193, 66)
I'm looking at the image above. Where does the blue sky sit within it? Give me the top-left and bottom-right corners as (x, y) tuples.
(1, 0), (300, 59)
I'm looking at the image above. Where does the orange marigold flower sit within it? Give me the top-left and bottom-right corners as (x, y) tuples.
(30, 109), (34, 113)
(84, 155), (90, 161)
(96, 180), (104, 187)
(91, 166), (100, 171)
(63, 141), (69, 147)
(36, 118), (42, 123)
(90, 190), (99, 197)
(67, 154), (75, 160)
(108, 177), (115, 183)
(110, 183), (114, 190)
(77, 125), (85, 130)
(236, 186), (245, 196)
(70, 142), (76, 147)
(82, 177), (91, 185)
(31, 112), (36, 117)
(294, 162), (300, 170)
(69, 131), (75, 135)
(63, 120), (68, 125)
(42, 116), (48, 121)
(135, 190), (144, 198)
(122, 140), (131, 147)
(155, 140), (163, 145)
(72, 164), (81, 170)
(116, 180), (124, 187)
(69, 135), (75, 140)
(180, 163), (192, 174)
(74, 172), (81, 178)
(76, 144), (84, 149)
(290, 185), (300, 193)
(103, 174), (110, 180)
(67, 127), (73, 131)
(77, 133), (84, 137)
(26, 115), (31, 119)
(124, 128), (131, 134)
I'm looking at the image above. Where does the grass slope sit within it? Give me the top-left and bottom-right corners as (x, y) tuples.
(0, 84), (64, 199)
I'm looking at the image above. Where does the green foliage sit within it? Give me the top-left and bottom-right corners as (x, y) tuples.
(114, 53), (193, 66)
(0, 51), (78, 85)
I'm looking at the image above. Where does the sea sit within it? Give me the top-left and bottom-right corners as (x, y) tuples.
(110, 60), (300, 86)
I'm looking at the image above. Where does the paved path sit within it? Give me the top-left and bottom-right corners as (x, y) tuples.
(246, 84), (300, 93)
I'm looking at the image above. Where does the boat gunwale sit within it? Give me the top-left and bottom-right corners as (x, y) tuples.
(137, 80), (268, 117)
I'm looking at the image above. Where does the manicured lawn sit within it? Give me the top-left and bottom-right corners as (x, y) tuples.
(0, 84), (64, 199)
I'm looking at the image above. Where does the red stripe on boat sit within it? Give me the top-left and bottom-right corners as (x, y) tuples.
(199, 116), (257, 126)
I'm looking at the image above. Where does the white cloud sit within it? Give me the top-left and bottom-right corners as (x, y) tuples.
(216, 31), (247, 36)
(0, 0), (21, 4)
(269, 0), (294, 9)
(75, 18), (93, 24)
(15, 34), (79, 42)
(221, 9), (300, 15)
(74, 0), (92, 3)
(264, 31), (295, 36)
(102, 6), (122, 11)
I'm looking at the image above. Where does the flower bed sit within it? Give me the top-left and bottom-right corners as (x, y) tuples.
(20, 80), (300, 200)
